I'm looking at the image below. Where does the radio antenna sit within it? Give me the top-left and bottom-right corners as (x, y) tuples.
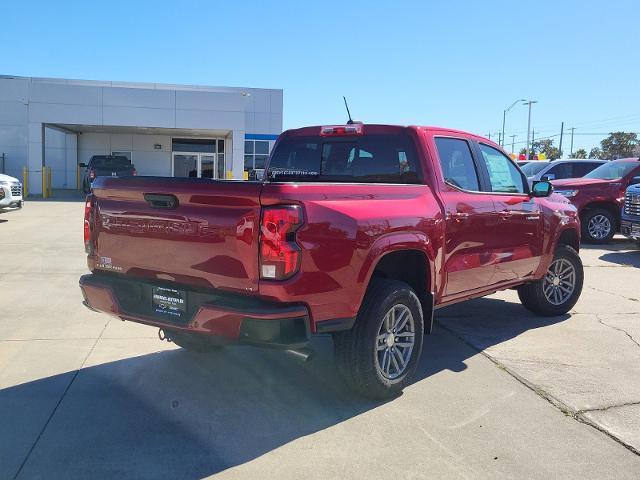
(343, 96), (354, 124)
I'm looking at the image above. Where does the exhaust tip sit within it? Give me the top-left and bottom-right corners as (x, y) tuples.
(285, 347), (314, 362)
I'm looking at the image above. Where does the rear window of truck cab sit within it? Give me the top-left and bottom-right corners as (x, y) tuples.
(90, 156), (131, 168)
(266, 134), (421, 183)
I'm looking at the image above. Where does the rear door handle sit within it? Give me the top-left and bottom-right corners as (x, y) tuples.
(144, 193), (179, 209)
(450, 212), (470, 222)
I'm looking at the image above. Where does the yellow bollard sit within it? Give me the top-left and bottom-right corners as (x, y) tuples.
(41, 168), (47, 199)
(22, 167), (29, 198)
(47, 166), (52, 197)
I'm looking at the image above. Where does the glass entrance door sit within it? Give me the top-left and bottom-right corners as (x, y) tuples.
(173, 154), (198, 178)
(200, 155), (216, 179)
(173, 152), (219, 179)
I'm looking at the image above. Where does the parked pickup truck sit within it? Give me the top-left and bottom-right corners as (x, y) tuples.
(551, 158), (640, 243)
(622, 182), (640, 247)
(80, 124), (584, 398)
(79, 155), (137, 194)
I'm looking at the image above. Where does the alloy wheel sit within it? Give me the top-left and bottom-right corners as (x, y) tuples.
(587, 214), (611, 240)
(375, 304), (415, 380)
(543, 258), (576, 306)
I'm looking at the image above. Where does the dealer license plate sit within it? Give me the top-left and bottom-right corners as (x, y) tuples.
(152, 286), (186, 318)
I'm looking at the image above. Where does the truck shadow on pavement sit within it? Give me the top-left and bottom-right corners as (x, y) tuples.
(1, 297), (567, 480)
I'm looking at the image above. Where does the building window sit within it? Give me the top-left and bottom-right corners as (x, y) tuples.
(244, 140), (271, 180)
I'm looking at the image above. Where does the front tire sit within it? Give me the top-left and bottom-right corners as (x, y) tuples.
(334, 279), (424, 399)
(518, 245), (583, 316)
(581, 208), (615, 244)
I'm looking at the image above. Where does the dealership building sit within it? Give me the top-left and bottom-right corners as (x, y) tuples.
(0, 75), (282, 194)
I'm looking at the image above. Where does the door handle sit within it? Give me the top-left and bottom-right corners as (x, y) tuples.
(450, 212), (470, 222)
(499, 210), (513, 220)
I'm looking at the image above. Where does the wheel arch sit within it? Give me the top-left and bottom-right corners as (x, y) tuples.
(359, 238), (436, 334)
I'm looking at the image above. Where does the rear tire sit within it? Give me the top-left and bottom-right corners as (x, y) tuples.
(166, 330), (223, 353)
(581, 208), (615, 244)
(518, 245), (583, 316)
(334, 279), (424, 399)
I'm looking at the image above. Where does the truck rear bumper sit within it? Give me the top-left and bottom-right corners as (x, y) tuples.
(79, 273), (310, 349)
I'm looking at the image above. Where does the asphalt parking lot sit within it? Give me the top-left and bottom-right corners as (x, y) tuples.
(1, 199), (640, 479)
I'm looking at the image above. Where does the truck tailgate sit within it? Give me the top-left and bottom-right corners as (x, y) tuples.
(90, 176), (263, 294)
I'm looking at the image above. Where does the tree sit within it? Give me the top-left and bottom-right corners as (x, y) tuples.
(570, 148), (587, 159)
(599, 132), (638, 159)
(523, 138), (563, 160)
(589, 147), (603, 159)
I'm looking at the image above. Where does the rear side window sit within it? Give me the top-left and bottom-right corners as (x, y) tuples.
(434, 137), (480, 191)
(267, 134), (420, 183)
(572, 162), (602, 177)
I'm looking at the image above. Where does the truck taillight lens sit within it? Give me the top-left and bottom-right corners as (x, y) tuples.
(132, 168), (137, 176)
(89, 169), (96, 180)
(260, 206), (303, 280)
(84, 195), (94, 253)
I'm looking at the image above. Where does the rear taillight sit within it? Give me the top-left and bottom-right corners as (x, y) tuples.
(259, 206), (303, 280)
(84, 194), (94, 253)
(88, 168), (96, 180)
(132, 167), (137, 176)
(320, 124), (364, 136)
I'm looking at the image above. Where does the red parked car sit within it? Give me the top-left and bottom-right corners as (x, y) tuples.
(551, 158), (640, 243)
(80, 124), (583, 398)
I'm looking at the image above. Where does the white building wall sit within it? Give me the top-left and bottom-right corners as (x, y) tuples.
(0, 75), (283, 194)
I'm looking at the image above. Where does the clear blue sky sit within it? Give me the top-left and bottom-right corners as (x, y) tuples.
(2, 0), (639, 154)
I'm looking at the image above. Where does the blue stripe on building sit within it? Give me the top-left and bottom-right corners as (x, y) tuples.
(245, 133), (279, 141)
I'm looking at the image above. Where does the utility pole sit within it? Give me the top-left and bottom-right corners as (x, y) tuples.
(559, 122), (564, 157)
(524, 100), (537, 160)
(509, 135), (516, 154)
(569, 127), (575, 156)
(498, 132), (502, 146)
(487, 132), (491, 140)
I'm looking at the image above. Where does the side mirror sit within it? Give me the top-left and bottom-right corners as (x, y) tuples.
(630, 176), (640, 186)
(79, 163), (87, 168)
(531, 180), (553, 198)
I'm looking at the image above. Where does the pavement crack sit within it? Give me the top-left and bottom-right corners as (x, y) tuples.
(587, 286), (639, 303)
(577, 401), (640, 415)
(435, 319), (640, 458)
(596, 313), (640, 349)
(12, 320), (110, 480)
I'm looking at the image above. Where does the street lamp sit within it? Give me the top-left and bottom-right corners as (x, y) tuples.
(523, 100), (538, 160)
(501, 99), (525, 147)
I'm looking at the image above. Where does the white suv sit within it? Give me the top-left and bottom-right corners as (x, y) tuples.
(0, 174), (24, 210)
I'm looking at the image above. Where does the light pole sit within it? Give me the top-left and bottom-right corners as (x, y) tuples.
(502, 99), (525, 147)
(523, 100), (538, 160)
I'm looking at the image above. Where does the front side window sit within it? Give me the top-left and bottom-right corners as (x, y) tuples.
(434, 137), (480, 191)
(479, 144), (526, 194)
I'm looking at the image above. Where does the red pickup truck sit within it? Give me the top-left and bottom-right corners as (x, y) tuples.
(551, 158), (640, 243)
(80, 124), (583, 398)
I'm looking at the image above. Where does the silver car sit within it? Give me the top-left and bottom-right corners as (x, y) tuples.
(0, 173), (23, 210)
(521, 159), (606, 184)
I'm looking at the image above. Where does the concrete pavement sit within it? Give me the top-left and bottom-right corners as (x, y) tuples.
(1, 200), (639, 479)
